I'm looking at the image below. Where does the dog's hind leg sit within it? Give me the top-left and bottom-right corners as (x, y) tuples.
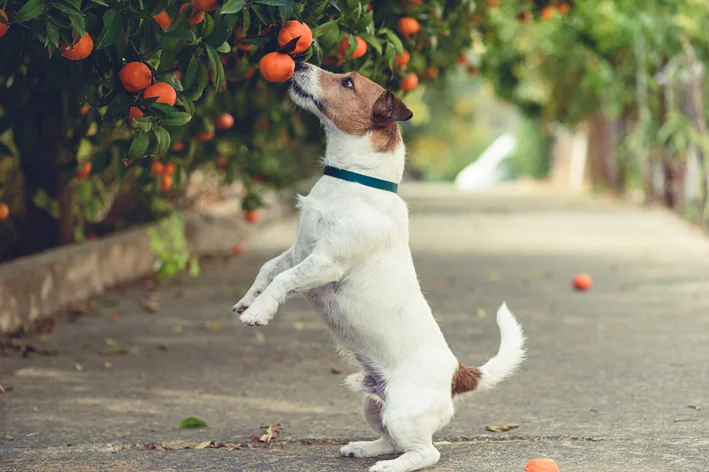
(340, 398), (402, 458)
(368, 391), (453, 472)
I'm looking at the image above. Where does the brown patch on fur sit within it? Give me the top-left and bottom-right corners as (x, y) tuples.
(451, 360), (481, 397)
(316, 69), (412, 153)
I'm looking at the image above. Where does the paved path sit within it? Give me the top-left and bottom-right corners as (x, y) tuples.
(2, 184), (708, 472)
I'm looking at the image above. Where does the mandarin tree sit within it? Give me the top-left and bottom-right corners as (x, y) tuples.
(0, 0), (479, 263)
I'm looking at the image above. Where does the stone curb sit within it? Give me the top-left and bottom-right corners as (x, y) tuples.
(0, 181), (314, 334)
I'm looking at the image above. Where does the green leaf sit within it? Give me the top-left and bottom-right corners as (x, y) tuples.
(254, 0), (288, 5)
(91, 0), (109, 5)
(189, 257), (201, 277)
(128, 132), (150, 158)
(162, 112), (192, 127)
(382, 28), (404, 55)
(46, 22), (60, 48)
(151, 103), (178, 115)
(164, 29), (197, 42)
(312, 39), (323, 65)
(96, 10), (123, 50)
(184, 56), (199, 90)
(68, 13), (86, 38)
(13, 0), (45, 23)
(205, 10), (237, 47)
(154, 127), (171, 155)
(250, 4), (270, 24)
(311, 20), (338, 38)
(52, 1), (85, 17)
(216, 42), (231, 53)
(92, 148), (113, 174)
(358, 32), (381, 55)
(201, 12), (214, 39)
(159, 73), (184, 92)
(134, 117), (153, 132)
(242, 8), (251, 32)
(221, 0), (246, 14)
(204, 44), (224, 90)
(177, 417), (208, 429)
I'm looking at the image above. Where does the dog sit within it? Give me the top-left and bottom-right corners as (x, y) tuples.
(233, 62), (526, 472)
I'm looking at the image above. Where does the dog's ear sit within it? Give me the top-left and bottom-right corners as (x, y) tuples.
(372, 90), (413, 127)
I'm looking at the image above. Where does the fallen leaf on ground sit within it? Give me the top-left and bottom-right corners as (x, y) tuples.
(140, 298), (160, 313)
(259, 424), (282, 444)
(177, 417), (208, 429)
(74, 363), (87, 372)
(102, 347), (130, 356)
(248, 434), (260, 448)
(105, 338), (121, 347)
(688, 405), (701, 410)
(5, 434), (13, 440)
(293, 321), (305, 330)
(172, 325), (184, 335)
(433, 441), (451, 446)
(195, 441), (213, 449)
(0, 384), (4, 393)
(204, 321), (223, 331)
(111, 313), (121, 322)
(330, 368), (343, 374)
(476, 308), (487, 319)
(103, 361), (113, 370)
(486, 423), (519, 433)
(158, 344), (168, 351)
(67, 301), (91, 315)
(253, 331), (265, 343)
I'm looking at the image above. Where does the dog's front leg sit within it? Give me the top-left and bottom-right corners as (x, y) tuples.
(233, 248), (293, 314)
(238, 250), (343, 326)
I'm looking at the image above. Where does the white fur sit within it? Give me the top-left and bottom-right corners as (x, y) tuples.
(234, 64), (525, 472)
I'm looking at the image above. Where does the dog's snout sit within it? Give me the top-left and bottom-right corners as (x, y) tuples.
(295, 61), (308, 72)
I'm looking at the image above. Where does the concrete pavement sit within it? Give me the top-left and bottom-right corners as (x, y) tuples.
(2, 183), (708, 471)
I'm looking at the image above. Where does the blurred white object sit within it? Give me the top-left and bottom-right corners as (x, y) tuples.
(454, 133), (517, 191)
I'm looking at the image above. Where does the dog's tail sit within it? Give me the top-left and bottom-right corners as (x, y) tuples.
(452, 303), (525, 396)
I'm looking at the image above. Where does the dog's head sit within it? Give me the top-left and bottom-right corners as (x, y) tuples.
(289, 62), (413, 153)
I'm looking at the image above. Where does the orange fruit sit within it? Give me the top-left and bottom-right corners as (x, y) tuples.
(244, 65), (255, 79)
(558, 3), (570, 14)
(541, 6), (554, 20)
(457, 55), (468, 65)
(60, 33), (93, 60)
(151, 160), (165, 176)
(76, 161), (92, 179)
(339, 36), (367, 59)
(143, 82), (176, 106)
(395, 49), (410, 67)
(129, 106), (143, 119)
(80, 104), (89, 116)
(237, 43), (253, 52)
(194, 0), (218, 12)
(215, 113), (234, 130)
(467, 66), (478, 76)
(0, 10), (9, 38)
(409, 0), (422, 4)
(245, 210), (259, 223)
(179, 3), (204, 25)
(396, 17), (420, 39)
(171, 141), (185, 152)
(164, 162), (177, 175)
(400, 73), (418, 92)
(196, 130), (215, 142)
(573, 273), (592, 292)
(422, 66), (439, 79)
(488, 0), (500, 8)
(153, 11), (172, 29)
(277, 21), (313, 55)
(524, 458), (560, 472)
(216, 155), (228, 167)
(160, 174), (173, 192)
(259, 52), (295, 82)
(171, 70), (182, 80)
(366, 3), (373, 12)
(0, 202), (9, 221)
(120, 62), (152, 93)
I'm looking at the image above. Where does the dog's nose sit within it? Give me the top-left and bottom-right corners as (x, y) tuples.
(295, 61), (308, 71)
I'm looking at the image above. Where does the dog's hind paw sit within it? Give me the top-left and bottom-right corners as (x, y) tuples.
(340, 439), (398, 458)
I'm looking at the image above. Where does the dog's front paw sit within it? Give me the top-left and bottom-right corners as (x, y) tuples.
(238, 296), (277, 326)
(232, 290), (261, 314)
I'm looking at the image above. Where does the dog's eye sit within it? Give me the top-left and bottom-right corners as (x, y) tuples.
(341, 77), (354, 89)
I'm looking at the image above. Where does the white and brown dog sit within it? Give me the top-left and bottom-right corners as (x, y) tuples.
(233, 62), (525, 472)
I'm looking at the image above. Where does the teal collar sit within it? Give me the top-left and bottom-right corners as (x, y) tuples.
(323, 166), (398, 194)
